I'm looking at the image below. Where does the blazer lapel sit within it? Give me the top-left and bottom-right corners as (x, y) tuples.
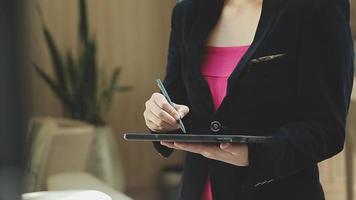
(226, 0), (283, 94)
(185, 0), (225, 116)
(216, 0), (283, 117)
(185, 0), (283, 118)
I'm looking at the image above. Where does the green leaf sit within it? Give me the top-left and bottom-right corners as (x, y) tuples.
(42, 25), (67, 93)
(79, 39), (97, 100)
(74, 38), (98, 124)
(66, 51), (77, 95)
(37, 2), (69, 97)
(79, 0), (89, 44)
(33, 63), (73, 109)
(106, 67), (121, 102)
(36, 2), (45, 27)
(115, 86), (133, 92)
(99, 67), (120, 113)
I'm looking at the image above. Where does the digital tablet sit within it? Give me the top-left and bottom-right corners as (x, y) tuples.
(123, 133), (272, 143)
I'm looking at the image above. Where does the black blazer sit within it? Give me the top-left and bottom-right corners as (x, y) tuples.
(150, 0), (355, 199)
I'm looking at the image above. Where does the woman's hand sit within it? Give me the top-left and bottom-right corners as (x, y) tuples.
(144, 92), (190, 132)
(161, 142), (249, 167)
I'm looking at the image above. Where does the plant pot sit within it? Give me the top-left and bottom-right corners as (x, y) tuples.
(86, 126), (125, 191)
(24, 117), (95, 192)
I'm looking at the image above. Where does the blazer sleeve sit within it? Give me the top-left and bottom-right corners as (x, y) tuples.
(149, 2), (191, 158)
(247, 0), (355, 187)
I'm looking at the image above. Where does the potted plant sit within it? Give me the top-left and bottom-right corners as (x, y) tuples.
(33, 0), (130, 191)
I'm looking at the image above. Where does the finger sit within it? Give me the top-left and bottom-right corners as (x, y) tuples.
(160, 141), (178, 149)
(148, 101), (180, 127)
(146, 119), (162, 132)
(174, 143), (221, 157)
(220, 144), (249, 166)
(147, 119), (176, 132)
(173, 103), (190, 118)
(220, 143), (245, 156)
(146, 111), (176, 131)
(153, 95), (180, 120)
(173, 142), (204, 153)
(173, 143), (249, 167)
(174, 143), (241, 164)
(220, 143), (232, 153)
(147, 111), (171, 128)
(161, 141), (174, 146)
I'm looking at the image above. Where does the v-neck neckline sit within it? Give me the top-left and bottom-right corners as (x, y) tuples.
(186, 0), (282, 119)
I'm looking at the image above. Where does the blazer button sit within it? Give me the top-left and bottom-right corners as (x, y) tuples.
(210, 121), (222, 132)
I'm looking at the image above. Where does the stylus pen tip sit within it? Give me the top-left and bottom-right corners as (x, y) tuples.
(179, 121), (186, 134)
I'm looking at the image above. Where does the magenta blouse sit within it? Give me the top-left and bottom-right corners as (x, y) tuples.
(199, 45), (250, 200)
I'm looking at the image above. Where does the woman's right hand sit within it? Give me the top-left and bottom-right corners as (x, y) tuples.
(144, 92), (190, 133)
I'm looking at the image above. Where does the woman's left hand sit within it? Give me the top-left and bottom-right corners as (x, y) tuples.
(160, 141), (249, 167)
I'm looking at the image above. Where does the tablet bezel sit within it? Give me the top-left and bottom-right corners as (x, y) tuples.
(124, 133), (272, 143)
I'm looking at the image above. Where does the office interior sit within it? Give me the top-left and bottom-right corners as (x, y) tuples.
(0, 0), (355, 200)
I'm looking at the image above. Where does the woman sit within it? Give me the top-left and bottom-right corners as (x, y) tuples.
(143, 0), (354, 199)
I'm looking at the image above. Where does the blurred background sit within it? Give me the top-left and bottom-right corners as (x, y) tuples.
(0, 0), (355, 200)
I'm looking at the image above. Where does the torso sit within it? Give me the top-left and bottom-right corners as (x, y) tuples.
(165, 0), (354, 199)
(200, 1), (262, 199)
(206, 0), (263, 47)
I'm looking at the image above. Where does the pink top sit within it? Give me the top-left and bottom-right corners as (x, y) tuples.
(200, 45), (250, 200)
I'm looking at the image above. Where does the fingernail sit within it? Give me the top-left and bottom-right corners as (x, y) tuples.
(179, 112), (184, 118)
(174, 114), (180, 120)
(220, 143), (230, 149)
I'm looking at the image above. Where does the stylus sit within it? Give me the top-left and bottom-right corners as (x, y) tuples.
(156, 79), (187, 134)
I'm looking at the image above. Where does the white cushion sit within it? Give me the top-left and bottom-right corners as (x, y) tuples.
(22, 190), (111, 200)
(47, 172), (132, 200)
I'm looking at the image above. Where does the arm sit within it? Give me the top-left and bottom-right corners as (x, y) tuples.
(247, 0), (355, 187)
(150, 2), (191, 158)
